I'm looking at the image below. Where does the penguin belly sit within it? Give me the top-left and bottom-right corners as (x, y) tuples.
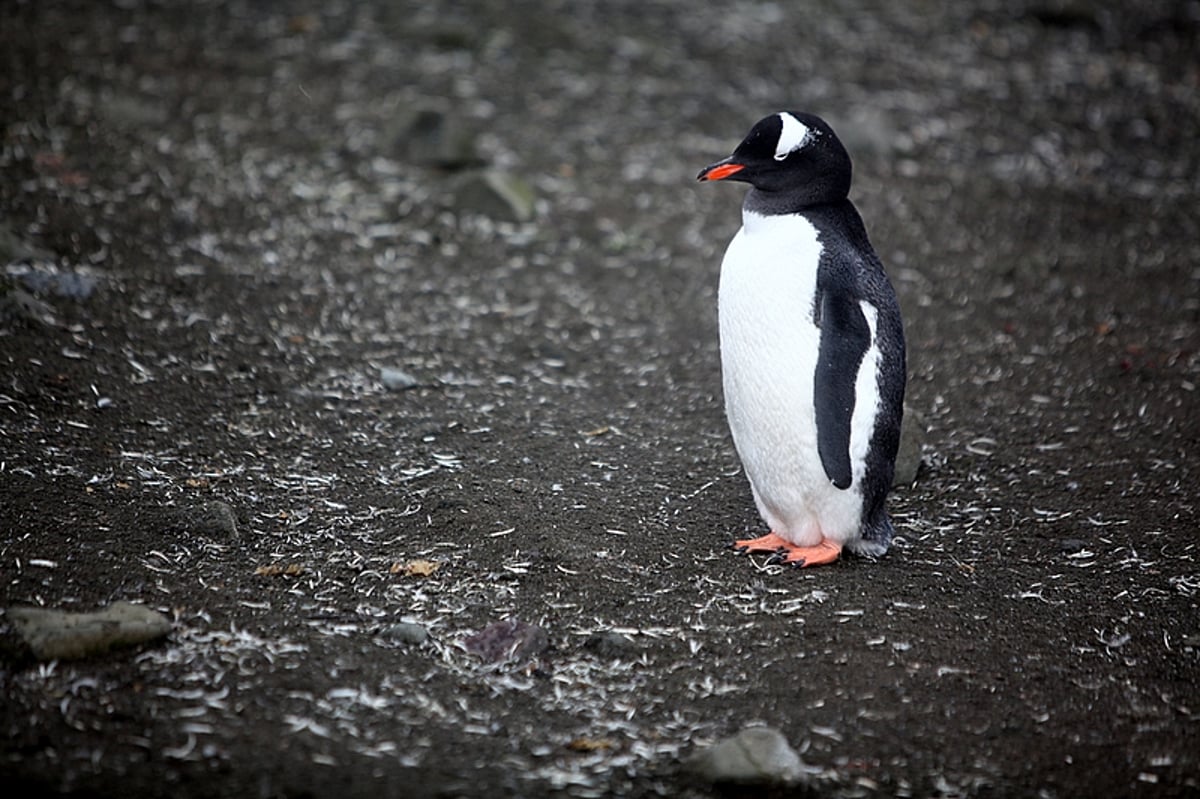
(718, 212), (876, 549)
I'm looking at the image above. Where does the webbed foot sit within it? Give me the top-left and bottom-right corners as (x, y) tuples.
(732, 533), (842, 568)
(780, 538), (842, 567)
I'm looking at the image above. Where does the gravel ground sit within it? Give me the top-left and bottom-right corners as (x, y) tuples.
(2, 1), (1199, 797)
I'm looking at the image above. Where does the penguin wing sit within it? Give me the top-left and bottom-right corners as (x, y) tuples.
(815, 285), (872, 490)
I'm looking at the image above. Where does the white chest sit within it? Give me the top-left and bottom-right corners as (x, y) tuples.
(718, 211), (823, 434)
(717, 211), (872, 545)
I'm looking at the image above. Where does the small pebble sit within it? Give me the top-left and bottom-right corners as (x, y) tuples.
(17, 270), (100, 301)
(582, 631), (636, 659)
(391, 106), (480, 169)
(451, 170), (536, 223)
(182, 500), (239, 539)
(6, 601), (172, 661)
(0, 221), (54, 263)
(381, 367), (420, 391)
(0, 287), (54, 326)
(687, 726), (807, 786)
(381, 623), (428, 645)
(464, 619), (548, 664)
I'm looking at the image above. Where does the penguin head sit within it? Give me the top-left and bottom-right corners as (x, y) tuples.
(697, 111), (852, 204)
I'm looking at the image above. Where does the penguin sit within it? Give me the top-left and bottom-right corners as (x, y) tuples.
(697, 111), (906, 567)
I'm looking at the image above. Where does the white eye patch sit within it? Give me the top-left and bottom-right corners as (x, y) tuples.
(773, 112), (813, 160)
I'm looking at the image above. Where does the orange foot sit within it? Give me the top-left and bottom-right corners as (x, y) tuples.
(733, 533), (843, 568)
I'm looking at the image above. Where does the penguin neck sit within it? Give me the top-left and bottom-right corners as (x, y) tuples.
(742, 185), (848, 218)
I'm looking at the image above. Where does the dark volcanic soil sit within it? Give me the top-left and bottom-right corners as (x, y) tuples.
(2, 1), (1199, 797)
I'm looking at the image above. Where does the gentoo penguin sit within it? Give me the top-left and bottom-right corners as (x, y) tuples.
(697, 111), (906, 567)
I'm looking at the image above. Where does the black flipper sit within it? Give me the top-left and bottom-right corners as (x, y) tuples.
(815, 287), (872, 490)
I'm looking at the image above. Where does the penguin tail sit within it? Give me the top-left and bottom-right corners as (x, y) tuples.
(847, 514), (894, 558)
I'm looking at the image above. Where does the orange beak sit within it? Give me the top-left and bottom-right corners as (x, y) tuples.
(697, 162), (745, 182)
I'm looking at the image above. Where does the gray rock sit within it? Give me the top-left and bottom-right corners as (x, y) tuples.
(687, 726), (807, 786)
(6, 601), (172, 661)
(392, 106), (481, 170)
(463, 619), (548, 664)
(180, 500), (239, 539)
(381, 622), (429, 645)
(1025, 1), (1103, 31)
(0, 220), (53, 264)
(380, 366), (420, 391)
(17, 270), (99, 301)
(893, 403), (926, 487)
(421, 21), (480, 51)
(582, 631), (636, 659)
(0, 285), (54, 326)
(98, 91), (169, 129)
(450, 170), (536, 223)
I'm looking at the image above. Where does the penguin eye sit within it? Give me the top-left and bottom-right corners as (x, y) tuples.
(773, 151), (789, 161)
